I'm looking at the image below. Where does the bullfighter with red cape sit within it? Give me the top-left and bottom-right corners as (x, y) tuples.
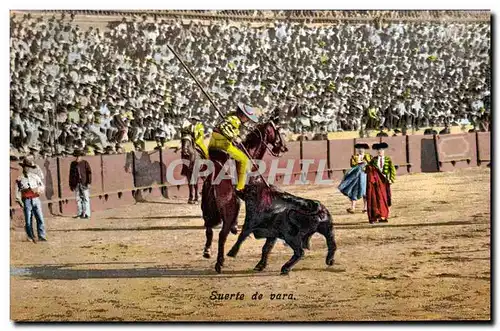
(365, 142), (396, 224)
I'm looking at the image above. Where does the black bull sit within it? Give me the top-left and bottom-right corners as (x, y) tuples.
(227, 177), (337, 275)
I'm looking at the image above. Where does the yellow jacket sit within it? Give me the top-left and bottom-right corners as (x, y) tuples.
(371, 155), (396, 184)
(192, 122), (205, 141)
(209, 114), (248, 191)
(350, 153), (372, 167)
(181, 121), (208, 158)
(215, 114), (241, 140)
(181, 122), (204, 140)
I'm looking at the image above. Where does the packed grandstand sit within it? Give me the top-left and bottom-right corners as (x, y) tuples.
(9, 10), (491, 158)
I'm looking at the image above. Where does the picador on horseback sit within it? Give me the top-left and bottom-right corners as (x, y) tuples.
(179, 116), (209, 204)
(208, 103), (258, 198)
(181, 116), (209, 160)
(168, 44), (337, 275)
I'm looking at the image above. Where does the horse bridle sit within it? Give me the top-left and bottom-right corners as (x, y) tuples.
(249, 121), (287, 158)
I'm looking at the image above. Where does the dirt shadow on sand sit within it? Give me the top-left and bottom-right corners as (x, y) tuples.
(11, 264), (345, 280)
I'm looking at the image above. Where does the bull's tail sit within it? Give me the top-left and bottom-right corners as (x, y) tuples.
(316, 209), (336, 266)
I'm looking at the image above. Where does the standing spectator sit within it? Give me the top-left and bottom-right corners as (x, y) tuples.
(69, 150), (92, 219)
(15, 158), (47, 243)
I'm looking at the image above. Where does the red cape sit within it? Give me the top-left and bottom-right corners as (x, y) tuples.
(366, 164), (391, 222)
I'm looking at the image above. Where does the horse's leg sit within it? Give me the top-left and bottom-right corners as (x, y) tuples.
(227, 222), (252, 258)
(203, 227), (213, 258)
(230, 200), (241, 235)
(254, 237), (277, 271)
(280, 237), (304, 275)
(194, 181), (199, 203)
(188, 180), (194, 203)
(215, 224), (231, 273)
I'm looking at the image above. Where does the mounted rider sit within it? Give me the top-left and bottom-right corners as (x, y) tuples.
(208, 103), (259, 196)
(181, 116), (209, 159)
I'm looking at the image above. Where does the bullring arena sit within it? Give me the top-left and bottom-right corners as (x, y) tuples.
(10, 10), (491, 322)
(10, 133), (491, 321)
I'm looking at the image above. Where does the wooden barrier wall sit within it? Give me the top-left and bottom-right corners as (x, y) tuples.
(477, 132), (491, 166)
(10, 132), (491, 219)
(435, 133), (477, 172)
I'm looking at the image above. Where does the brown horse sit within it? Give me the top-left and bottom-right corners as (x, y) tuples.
(180, 134), (203, 204)
(201, 121), (288, 273)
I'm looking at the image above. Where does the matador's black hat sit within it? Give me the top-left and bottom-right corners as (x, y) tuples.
(372, 142), (389, 150)
(354, 142), (369, 149)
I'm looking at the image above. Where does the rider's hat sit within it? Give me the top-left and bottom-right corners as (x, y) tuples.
(236, 103), (259, 123)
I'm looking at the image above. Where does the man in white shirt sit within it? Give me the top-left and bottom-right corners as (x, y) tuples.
(15, 158), (47, 243)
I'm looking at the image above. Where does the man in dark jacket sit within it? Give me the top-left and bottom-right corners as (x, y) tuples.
(69, 150), (92, 219)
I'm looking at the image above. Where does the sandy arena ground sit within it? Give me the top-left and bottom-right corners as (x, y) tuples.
(10, 167), (490, 321)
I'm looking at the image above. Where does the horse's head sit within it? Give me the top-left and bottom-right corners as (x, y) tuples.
(180, 134), (194, 158)
(243, 121), (288, 160)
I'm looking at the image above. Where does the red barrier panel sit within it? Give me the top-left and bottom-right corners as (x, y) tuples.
(34, 157), (60, 215)
(381, 136), (409, 176)
(10, 161), (21, 207)
(477, 132), (491, 166)
(100, 191), (137, 210)
(161, 148), (190, 199)
(102, 153), (134, 192)
(435, 133), (476, 172)
(302, 140), (329, 182)
(408, 135), (438, 173)
(263, 141), (301, 186)
(328, 138), (355, 182)
(162, 148), (182, 185)
(162, 184), (189, 199)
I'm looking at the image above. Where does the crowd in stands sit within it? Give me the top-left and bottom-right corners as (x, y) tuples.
(10, 11), (491, 158)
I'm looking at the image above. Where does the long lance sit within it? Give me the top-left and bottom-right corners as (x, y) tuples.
(167, 44), (270, 188)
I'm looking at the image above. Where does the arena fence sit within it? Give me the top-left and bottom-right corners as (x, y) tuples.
(9, 132), (491, 223)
